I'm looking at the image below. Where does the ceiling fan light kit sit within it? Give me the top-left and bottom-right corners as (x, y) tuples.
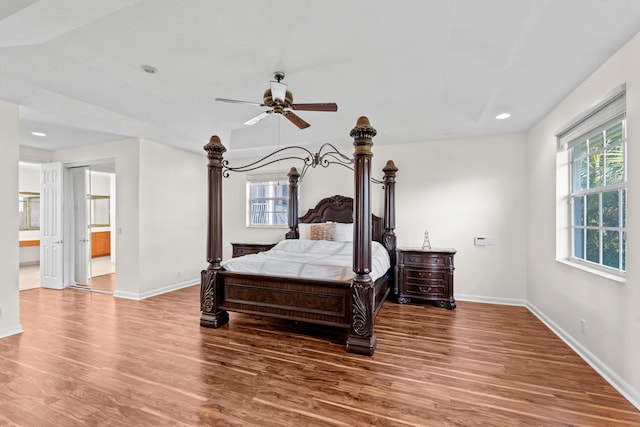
(216, 71), (338, 129)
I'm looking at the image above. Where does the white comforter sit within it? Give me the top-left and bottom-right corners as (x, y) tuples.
(222, 239), (391, 282)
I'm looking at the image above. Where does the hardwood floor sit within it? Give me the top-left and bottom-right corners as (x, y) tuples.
(1, 285), (638, 426)
(88, 273), (116, 293)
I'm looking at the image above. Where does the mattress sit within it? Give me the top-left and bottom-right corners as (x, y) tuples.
(221, 239), (391, 282)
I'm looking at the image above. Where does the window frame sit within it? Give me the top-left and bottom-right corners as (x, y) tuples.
(569, 120), (626, 274)
(246, 174), (291, 228)
(557, 84), (627, 277)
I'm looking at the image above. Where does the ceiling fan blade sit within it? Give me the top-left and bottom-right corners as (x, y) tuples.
(283, 111), (310, 129)
(291, 102), (338, 112)
(270, 81), (287, 102)
(244, 111), (271, 125)
(215, 98), (265, 107)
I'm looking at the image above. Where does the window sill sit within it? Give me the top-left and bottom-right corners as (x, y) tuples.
(555, 259), (626, 284)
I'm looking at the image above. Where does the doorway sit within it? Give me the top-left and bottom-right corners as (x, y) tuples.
(19, 160), (117, 293)
(66, 163), (116, 294)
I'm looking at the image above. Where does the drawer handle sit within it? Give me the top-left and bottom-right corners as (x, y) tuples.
(418, 272), (436, 278)
(418, 286), (432, 293)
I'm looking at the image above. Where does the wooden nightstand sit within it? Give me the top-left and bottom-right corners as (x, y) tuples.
(396, 248), (456, 309)
(231, 242), (277, 258)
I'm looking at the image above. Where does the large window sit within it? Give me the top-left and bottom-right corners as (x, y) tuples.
(570, 120), (626, 271)
(247, 177), (289, 227)
(558, 85), (626, 274)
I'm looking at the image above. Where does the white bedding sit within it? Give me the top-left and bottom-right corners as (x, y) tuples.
(221, 239), (391, 282)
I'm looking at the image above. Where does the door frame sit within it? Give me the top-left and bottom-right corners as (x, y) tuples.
(62, 159), (117, 292)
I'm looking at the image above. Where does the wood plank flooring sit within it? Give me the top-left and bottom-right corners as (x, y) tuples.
(1, 285), (638, 426)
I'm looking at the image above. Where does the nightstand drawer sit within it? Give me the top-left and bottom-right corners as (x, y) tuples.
(233, 247), (257, 257)
(400, 252), (452, 268)
(404, 268), (445, 281)
(231, 242), (277, 258)
(405, 282), (445, 297)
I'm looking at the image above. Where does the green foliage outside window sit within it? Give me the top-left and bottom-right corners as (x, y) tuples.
(571, 121), (626, 272)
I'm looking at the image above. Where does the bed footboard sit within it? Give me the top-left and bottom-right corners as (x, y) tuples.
(204, 270), (391, 332)
(219, 272), (353, 328)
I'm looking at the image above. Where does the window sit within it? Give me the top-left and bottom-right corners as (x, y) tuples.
(570, 121), (626, 271)
(557, 85), (626, 274)
(247, 177), (289, 227)
(19, 192), (40, 230)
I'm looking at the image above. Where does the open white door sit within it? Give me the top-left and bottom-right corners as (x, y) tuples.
(40, 162), (64, 289)
(71, 166), (91, 286)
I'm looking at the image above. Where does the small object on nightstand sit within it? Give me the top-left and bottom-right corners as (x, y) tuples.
(396, 247), (456, 309)
(231, 242), (277, 258)
(422, 229), (431, 250)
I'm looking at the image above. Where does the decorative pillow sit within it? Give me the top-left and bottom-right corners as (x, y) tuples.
(298, 223), (312, 240)
(333, 222), (354, 242)
(309, 222), (335, 241)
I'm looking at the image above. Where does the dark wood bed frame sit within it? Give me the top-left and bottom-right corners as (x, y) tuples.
(199, 116), (398, 355)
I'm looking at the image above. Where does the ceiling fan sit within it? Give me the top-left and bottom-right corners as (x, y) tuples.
(215, 71), (338, 129)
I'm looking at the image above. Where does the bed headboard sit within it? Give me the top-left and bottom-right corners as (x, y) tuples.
(297, 195), (384, 243)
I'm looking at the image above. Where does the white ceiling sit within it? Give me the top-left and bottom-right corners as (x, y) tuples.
(2, 0), (640, 157)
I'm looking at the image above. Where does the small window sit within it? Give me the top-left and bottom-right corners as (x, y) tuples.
(19, 192), (40, 230)
(247, 177), (289, 227)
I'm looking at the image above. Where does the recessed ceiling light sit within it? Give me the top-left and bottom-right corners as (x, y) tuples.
(31, 132), (46, 137)
(141, 65), (158, 74)
(496, 113), (511, 120)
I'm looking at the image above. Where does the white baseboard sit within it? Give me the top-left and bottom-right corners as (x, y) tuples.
(113, 278), (199, 301)
(455, 295), (640, 411)
(0, 324), (24, 339)
(455, 293), (527, 307)
(526, 302), (640, 411)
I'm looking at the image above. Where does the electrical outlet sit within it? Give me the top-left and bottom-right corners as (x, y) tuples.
(177, 271), (182, 278)
(0, 307), (3, 319)
(580, 318), (586, 334)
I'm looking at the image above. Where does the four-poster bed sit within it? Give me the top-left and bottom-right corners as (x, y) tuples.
(200, 117), (397, 355)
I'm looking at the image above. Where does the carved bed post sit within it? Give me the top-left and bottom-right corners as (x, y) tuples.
(383, 160), (398, 296)
(347, 116), (377, 356)
(286, 167), (300, 239)
(200, 135), (229, 328)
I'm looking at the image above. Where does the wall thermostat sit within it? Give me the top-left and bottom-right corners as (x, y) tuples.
(474, 237), (488, 246)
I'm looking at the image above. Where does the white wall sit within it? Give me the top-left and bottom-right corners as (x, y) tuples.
(137, 139), (207, 295)
(0, 99), (22, 338)
(18, 162), (40, 192)
(90, 171), (112, 196)
(527, 32), (640, 405)
(376, 135), (529, 301)
(19, 146), (52, 163)
(219, 132), (529, 301)
(52, 138), (206, 299)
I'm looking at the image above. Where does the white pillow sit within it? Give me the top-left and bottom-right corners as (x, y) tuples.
(333, 222), (353, 242)
(298, 223), (312, 239)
